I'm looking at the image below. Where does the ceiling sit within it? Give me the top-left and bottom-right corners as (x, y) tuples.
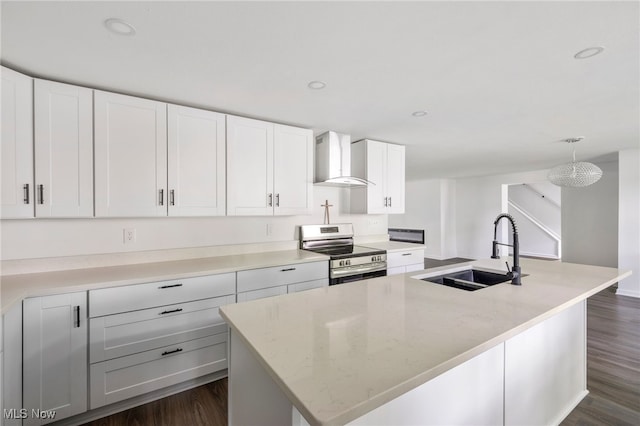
(2, 1), (638, 180)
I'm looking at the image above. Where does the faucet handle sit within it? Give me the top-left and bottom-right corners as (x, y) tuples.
(505, 261), (512, 274)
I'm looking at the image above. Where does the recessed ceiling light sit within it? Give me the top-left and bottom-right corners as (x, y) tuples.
(412, 110), (428, 117)
(307, 81), (326, 90)
(574, 46), (604, 59)
(104, 18), (136, 36)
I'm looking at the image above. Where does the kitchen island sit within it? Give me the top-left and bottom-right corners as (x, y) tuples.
(219, 258), (631, 426)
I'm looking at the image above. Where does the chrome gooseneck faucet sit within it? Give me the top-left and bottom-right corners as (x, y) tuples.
(491, 213), (522, 285)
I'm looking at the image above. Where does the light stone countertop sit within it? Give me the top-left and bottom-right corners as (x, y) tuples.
(0, 249), (328, 314)
(219, 258), (631, 426)
(359, 240), (426, 252)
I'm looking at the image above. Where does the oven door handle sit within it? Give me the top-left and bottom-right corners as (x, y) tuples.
(332, 263), (386, 277)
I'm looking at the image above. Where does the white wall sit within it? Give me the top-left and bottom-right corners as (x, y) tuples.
(561, 160), (618, 268)
(0, 186), (388, 261)
(617, 149), (640, 298)
(441, 180), (457, 258)
(388, 179), (456, 259)
(455, 170), (551, 260)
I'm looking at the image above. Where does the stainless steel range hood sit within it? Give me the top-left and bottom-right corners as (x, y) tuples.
(314, 131), (372, 186)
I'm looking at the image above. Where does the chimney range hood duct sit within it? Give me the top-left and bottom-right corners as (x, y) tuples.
(314, 131), (373, 186)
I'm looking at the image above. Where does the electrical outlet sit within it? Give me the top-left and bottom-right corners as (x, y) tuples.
(123, 228), (136, 244)
(266, 223), (272, 236)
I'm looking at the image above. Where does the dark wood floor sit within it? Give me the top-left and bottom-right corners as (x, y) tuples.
(82, 379), (228, 426)
(562, 286), (640, 426)
(83, 286), (639, 426)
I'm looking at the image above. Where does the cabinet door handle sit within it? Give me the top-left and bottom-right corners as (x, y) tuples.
(170, 190), (175, 206)
(38, 184), (44, 204)
(275, 193), (280, 207)
(161, 348), (183, 356)
(23, 184), (30, 204)
(159, 189), (164, 206)
(384, 197), (388, 207)
(268, 193), (273, 207)
(281, 267), (296, 272)
(74, 305), (80, 328)
(159, 283), (183, 289)
(402, 253), (412, 256)
(160, 308), (183, 315)
(389, 197), (392, 207)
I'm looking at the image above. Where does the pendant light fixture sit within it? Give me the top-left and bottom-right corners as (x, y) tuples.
(548, 137), (603, 187)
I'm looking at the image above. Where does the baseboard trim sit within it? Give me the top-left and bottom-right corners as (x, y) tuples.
(52, 370), (227, 426)
(615, 288), (640, 298)
(551, 390), (589, 426)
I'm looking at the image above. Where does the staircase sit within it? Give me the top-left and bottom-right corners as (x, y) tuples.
(508, 183), (561, 260)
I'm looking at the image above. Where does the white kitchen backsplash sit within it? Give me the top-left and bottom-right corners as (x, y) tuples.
(0, 186), (389, 272)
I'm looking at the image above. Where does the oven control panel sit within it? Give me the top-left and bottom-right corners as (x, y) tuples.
(330, 253), (387, 269)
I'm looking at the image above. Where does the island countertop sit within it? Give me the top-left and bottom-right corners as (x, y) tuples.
(219, 258), (631, 426)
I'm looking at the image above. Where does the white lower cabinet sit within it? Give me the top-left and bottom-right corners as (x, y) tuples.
(236, 261), (328, 302)
(88, 273), (235, 409)
(237, 286), (288, 303)
(23, 292), (87, 425)
(2, 303), (22, 426)
(287, 279), (328, 293)
(386, 249), (425, 275)
(90, 334), (227, 409)
(8, 261), (328, 423)
(89, 295), (234, 363)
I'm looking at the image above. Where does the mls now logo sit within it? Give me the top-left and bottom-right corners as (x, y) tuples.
(3, 409), (27, 419)
(4, 408), (56, 420)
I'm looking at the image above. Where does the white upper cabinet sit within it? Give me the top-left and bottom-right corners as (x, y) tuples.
(34, 79), (93, 218)
(227, 116), (313, 216)
(351, 139), (405, 214)
(94, 91), (167, 217)
(273, 124), (313, 215)
(1, 66), (34, 218)
(167, 105), (226, 216)
(385, 143), (406, 214)
(226, 115), (274, 215)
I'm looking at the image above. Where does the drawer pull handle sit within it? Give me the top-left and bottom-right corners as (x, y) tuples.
(281, 267), (296, 272)
(162, 348), (183, 356)
(159, 283), (183, 289)
(38, 184), (44, 204)
(23, 184), (30, 204)
(402, 253), (412, 256)
(160, 308), (183, 315)
(74, 305), (80, 328)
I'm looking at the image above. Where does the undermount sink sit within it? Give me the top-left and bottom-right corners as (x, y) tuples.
(415, 267), (528, 292)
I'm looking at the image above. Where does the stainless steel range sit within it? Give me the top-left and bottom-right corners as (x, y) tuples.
(299, 224), (387, 285)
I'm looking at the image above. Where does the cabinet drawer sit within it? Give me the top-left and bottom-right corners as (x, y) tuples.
(237, 261), (327, 293)
(89, 273), (235, 317)
(287, 279), (328, 293)
(90, 334), (227, 409)
(406, 263), (425, 273)
(89, 295), (234, 363)
(237, 286), (287, 303)
(387, 250), (424, 268)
